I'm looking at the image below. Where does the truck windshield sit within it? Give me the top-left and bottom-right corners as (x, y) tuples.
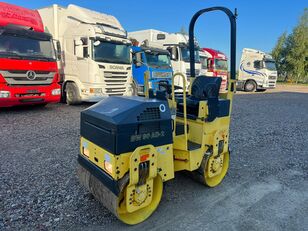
(265, 60), (277, 71)
(0, 35), (56, 61)
(214, 59), (228, 71)
(145, 52), (171, 68)
(181, 47), (200, 63)
(93, 40), (130, 64)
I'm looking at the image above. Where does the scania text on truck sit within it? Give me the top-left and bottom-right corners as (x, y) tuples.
(201, 48), (228, 92)
(237, 48), (277, 92)
(38, 4), (133, 105)
(130, 39), (173, 95)
(128, 29), (201, 90)
(0, 2), (61, 107)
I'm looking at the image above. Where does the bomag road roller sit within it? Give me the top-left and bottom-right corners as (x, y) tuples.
(77, 6), (237, 225)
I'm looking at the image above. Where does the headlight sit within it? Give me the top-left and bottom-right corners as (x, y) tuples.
(104, 154), (113, 175)
(90, 88), (102, 94)
(82, 141), (90, 157)
(104, 161), (113, 175)
(0, 91), (10, 98)
(51, 88), (61, 96)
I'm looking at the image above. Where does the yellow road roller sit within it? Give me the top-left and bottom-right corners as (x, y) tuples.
(77, 6), (237, 225)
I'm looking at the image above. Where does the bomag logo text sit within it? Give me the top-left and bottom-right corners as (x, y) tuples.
(109, 65), (124, 70)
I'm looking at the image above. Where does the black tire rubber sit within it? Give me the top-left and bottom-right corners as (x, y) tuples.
(65, 82), (81, 105)
(244, 80), (257, 92)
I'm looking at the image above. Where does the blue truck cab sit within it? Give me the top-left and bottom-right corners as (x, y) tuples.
(131, 46), (173, 95)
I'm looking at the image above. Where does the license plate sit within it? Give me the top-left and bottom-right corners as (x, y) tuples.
(26, 89), (39, 93)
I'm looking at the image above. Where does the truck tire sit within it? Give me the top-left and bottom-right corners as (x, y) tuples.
(244, 80), (256, 92)
(65, 82), (81, 105)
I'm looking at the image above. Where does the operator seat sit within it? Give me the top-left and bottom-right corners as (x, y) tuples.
(177, 76), (222, 122)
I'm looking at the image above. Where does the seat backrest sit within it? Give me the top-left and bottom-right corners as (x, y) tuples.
(191, 76), (222, 100)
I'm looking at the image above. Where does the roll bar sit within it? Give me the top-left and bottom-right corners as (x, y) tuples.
(188, 7), (237, 81)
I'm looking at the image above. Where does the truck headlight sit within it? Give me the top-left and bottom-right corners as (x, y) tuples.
(51, 88), (61, 96)
(0, 91), (10, 98)
(90, 88), (102, 94)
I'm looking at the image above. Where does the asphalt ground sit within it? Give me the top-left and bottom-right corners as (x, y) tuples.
(1, 88), (308, 230)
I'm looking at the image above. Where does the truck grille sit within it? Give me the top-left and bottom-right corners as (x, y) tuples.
(103, 71), (128, 96)
(269, 75), (276, 80)
(186, 69), (200, 78)
(0, 70), (55, 85)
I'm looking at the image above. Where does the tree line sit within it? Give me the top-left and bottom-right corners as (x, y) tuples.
(272, 8), (308, 83)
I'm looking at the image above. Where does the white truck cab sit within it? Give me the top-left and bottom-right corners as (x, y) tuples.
(38, 4), (133, 104)
(237, 48), (277, 92)
(128, 29), (201, 90)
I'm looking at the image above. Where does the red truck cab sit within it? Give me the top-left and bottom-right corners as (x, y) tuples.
(0, 2), (60, 107)
(201, 48), (228, 92)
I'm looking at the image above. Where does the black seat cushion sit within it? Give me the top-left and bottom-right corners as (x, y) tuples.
(177, 76), (222, 121)
(191, 76), (222, 100)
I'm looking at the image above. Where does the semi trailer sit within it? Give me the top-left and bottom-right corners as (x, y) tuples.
(130, 40), (173, 95)
(38, 4), (133, 104)
(0, 2), (61, 107)
(237, 48), (277, 92)
(128, 29), (201, 90)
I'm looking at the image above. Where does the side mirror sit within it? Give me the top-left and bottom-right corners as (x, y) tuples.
(134, 52), (143, 67)
(55, 40), (61, 60)
(74, 39), (83, 46)
(171, 47), (178, 61)
(74, 38), (89, 58)
(171, 54), (176, 61)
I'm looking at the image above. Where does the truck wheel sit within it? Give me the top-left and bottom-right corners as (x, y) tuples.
(65, 82), (81, 105)
(244, 80), (256, 92)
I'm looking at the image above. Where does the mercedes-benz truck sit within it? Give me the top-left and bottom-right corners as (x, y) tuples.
(0, 2), (61, 107)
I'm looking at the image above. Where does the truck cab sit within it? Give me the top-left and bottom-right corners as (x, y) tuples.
(201, 48), (228, 92)
(0, 2), (61, 107)
(38, 5), (133, 105)
(128, 30), (201, 91)
(131, 45), (172, 95)
(237, 48), (277, 92)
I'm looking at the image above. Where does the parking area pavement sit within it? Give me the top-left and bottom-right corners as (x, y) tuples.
(1, 91), (308, 230)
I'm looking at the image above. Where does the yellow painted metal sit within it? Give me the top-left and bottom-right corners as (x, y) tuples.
(171, 72), (188, 150)
(144, 71), (150, 98)
(80, 137), (174, 182)
(126, 145), (157, 213)
(117, 175), (163, 225)
(204, 151), (230, 187)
